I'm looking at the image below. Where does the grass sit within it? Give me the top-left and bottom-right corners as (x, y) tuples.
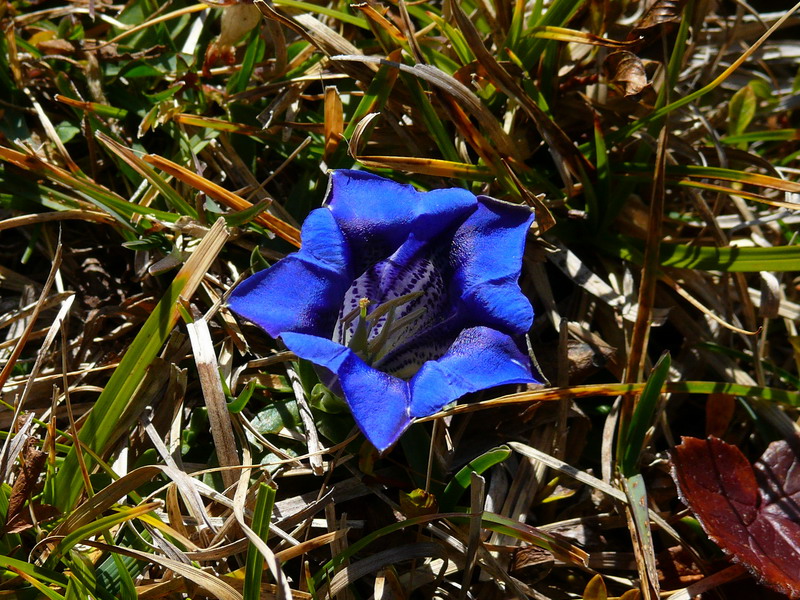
(1, 0), (799, 598)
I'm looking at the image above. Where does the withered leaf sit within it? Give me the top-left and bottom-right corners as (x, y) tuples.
(96, 43), (166, 63)
(605, 51), (649, 99)
(5, 503), (60, 534)
(3, 438), (55, 534)
(510, 546), (554, 584)
(36, 39), (76, 56)
(671, 436), (800, 598)
(628, 0), (689, 41)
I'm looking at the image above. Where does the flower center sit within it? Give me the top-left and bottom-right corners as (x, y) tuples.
(339, 291), (426, 364)
(333, 250), (450, 376)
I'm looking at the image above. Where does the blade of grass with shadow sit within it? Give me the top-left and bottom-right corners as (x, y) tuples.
(619, 352), (671, 477)
(597, 235), (800, 272)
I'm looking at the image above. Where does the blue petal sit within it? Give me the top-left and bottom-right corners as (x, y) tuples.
(409, 326), (539, 418)
(325, 170), (477, 259)
(229, 209), (351, 338)
(295, 207), (352, 274)
(449, 197), (535, 335)
(281, 332), (412, 451)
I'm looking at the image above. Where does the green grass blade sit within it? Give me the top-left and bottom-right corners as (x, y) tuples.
(0, 555), (69, 587)
(64, 576), (86, 600)
(699, 342), (800, 389)
(721, 129), (800, 144)
(474, 511), (588, 565)
(9, 569), (66, 600)
(611, 3), (800, 142)
(57, 504), (159, 555)
(95, 132), (198, 218)
(620, 352), (671, 476)
(342, 61), (398, 140)
(427, 13), (474, 65)
(244, 483), (277, 600)
(399, 71), (462, 164)
(599, 235), (800, 272)
(228, 27), (265, 94)
(273, 0), (367, 28)
(659, 243), (800, 272)
(518, 0), (582, 66)
(656, 0), (694, 110)
(439, 445), (511, 511)
(622, 474), (659, 592)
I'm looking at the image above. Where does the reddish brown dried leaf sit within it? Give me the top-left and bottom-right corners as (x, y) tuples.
(3, 438), (59, 534)
(4, 439), (47, 529)
(671, 436), (800, 598)
(5, 503), (60, 534)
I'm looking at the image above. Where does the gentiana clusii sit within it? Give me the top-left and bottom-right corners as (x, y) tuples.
(229, 170), (540, 451)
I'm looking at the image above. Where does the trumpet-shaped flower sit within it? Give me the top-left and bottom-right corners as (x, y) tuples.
(229, 170), (539, 451)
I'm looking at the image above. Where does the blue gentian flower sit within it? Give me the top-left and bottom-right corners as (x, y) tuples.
(229, 170), (539, 451)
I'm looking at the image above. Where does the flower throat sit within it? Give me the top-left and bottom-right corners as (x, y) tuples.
(337, 291), (426, 366)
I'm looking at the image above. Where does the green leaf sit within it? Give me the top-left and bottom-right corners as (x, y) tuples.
(55, 122), (81, 144)
(747, 78), (773, 100)
(227, 379), (257, 414)
(440, 445), (511, 511)
(251, 398), (301, 434)
(250, 245), (271, 272)
(224, 197), (272, 228)
(309, 383), (348, 414)
(57, 505), (158, 554)
(727, 84), (757, 137)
